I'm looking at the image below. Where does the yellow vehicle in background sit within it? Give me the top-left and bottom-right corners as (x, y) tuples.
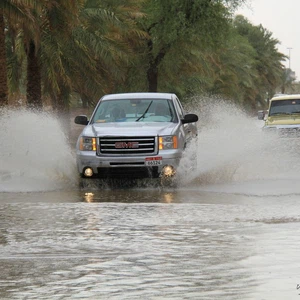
(258, 94), (300, 137)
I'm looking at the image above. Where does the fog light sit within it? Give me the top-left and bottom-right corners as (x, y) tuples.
(84, 167), (94, 177)
(162, 165), (176, 177)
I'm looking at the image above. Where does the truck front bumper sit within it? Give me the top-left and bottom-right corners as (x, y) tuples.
(76, 150), (182, 179)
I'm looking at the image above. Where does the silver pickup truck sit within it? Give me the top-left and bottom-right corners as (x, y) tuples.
(74, 92), (198, 185)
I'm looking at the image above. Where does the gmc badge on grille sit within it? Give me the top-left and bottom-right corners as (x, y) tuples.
(115, 142), (139, 149)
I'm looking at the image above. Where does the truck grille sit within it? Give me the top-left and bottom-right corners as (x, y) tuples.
(98, 136), (157, 155)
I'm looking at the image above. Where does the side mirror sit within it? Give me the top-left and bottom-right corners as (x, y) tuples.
(75, 115), (89, 125)
(257, 110), (265, 120)
(182, 113), (198, 124)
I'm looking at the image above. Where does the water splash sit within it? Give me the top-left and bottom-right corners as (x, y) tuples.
(179, 97), (300, 195)
(0, 108), (77, 192)
(2, 99), (300, 195)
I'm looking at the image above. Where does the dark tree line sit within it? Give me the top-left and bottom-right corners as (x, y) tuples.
(0, 0), (290, 116)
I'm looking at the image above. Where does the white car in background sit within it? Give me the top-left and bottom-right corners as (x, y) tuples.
(258, 94), (300, 137)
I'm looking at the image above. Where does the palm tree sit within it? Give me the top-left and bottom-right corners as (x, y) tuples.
(0, 1), (38, 106)
(208, 25), (258, 107)
(3, 0), (145, 116)
(1, 0), (84, 109)
(233, 16), (286, 110)
(37, 0), (145, 135)
(59, 0), (146, 107)
(0, 0), (42, 107)
(25, 0), (84, 109)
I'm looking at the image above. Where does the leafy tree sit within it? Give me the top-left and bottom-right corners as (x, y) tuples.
(1, 0), (84, 110)
(0, 1), (41, 106)
(2, 0), (146, 112)
(25, 0), (84, 110)
(133, 0), (242, 94)
(207, 15), (287, 111)
(2, 0), (287, 116)
(208, 30), (257, 106)
(233, 15), (286, 109)
(67, 0), (146, 107)
(1, 1), (43, 108)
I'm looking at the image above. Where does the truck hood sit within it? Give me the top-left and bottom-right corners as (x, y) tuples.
(81, 122), (178, 137)
(266, 114), (300, 126)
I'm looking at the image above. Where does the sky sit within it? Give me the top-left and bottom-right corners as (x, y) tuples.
(236, 0), (300, 81)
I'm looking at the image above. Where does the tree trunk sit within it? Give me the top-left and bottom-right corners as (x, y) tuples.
(146, 38), (167, 93)
(0, 9), (8, 106)
(147, 64), (158, 92)
(26, 40), (42, 110)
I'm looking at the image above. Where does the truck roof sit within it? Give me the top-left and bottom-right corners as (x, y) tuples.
(101, 92), (175, 100)
(271, 94), (300, 101)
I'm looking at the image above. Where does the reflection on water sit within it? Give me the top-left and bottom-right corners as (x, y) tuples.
(0, 189), (300, 299)
(1, 190), (300, 299)
(84, 192), (94, 203)
(83, 189), (176, 204)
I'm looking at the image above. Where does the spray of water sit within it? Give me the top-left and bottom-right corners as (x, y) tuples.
(0, 108), (77, 192)
(2, 99), (300, 195)
(178, 97), (300, 195)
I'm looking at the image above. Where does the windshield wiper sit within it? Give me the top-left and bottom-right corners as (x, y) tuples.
(136, 101), (153, 122)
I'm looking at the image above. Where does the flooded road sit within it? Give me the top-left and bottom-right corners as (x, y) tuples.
(1, 104), (300, 299)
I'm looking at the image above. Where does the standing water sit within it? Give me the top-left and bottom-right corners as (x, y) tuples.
(0, 102), (300, 300)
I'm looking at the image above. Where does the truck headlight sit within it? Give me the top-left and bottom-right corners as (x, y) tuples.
(159, 136), (178, 150)
(79, 137), (97, 151)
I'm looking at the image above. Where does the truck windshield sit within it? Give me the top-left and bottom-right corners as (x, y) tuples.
(269, 99), (300, 116)
(91, 99), (177, 123)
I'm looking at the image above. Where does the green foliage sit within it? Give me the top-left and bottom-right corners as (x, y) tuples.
(141, 0), (232, 49)
(0, 0), (288, 113)
(233, 15), (286, 109)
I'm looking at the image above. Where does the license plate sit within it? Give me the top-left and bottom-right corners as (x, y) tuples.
(145, 156), (162, 166)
